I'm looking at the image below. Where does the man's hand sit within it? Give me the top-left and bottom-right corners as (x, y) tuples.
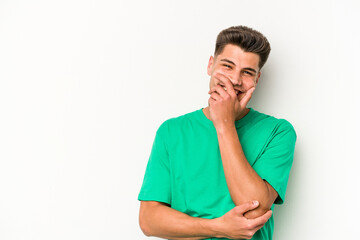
(213, 201), (272, 239)
(208, 73), (254, 129)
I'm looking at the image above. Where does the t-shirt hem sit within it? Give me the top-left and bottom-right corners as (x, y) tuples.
(261, 177), (285, 205)
(138, 195), (171, 205)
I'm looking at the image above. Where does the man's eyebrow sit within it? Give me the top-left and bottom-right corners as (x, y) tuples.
(220, 59), (236, 65)
(220, 59), (257, 73)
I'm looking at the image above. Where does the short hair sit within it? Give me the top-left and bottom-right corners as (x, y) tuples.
(214, 26), (271, 69)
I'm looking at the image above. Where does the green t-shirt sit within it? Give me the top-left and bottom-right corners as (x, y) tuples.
(138, 108), (297, 240)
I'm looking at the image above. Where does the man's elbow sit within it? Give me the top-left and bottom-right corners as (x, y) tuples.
(243, 204), (271, 219)
(233, 195), (272, 219)
(139, 214), (152, 237)
(238, 182), (278, 219)
(139, 202), (156, 237)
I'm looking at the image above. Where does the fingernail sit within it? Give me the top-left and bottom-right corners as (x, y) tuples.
(253, 201), (259, 206)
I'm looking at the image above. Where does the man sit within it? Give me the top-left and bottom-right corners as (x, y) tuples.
(138, 25), (296, 240)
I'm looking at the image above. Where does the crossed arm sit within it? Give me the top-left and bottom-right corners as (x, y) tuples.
(216, 123), (278, 219)
(139, 200), (272, 240)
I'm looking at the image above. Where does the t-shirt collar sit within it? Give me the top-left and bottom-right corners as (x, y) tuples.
(198, 107), (255, 129)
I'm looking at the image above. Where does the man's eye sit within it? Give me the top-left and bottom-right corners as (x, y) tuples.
(244, 71), (253, 76)
(223, 64), (232, 69)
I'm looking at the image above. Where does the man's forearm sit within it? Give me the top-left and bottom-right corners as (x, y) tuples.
(216, 124), (276, 218)
(139, 201), (220, 239)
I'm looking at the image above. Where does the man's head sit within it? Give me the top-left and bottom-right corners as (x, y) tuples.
(214, 25), (271, 70)
(207, 26), (271, 100)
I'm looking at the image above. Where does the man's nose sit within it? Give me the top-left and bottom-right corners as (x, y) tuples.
(231, 74), (243, 86)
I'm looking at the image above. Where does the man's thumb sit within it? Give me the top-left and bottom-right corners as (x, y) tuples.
(234, 201), (259, 215)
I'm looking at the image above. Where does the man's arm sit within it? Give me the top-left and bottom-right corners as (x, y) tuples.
(208, 75), (278, 219)
(139, 200), (272, 239)
(216, 126), (278, 219)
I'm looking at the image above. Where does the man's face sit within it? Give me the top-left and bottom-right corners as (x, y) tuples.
(207, 44), (261, 101)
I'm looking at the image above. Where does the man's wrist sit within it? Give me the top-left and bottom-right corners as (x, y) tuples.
(203, 217), (224, 239)
(215, 122), (236, 136)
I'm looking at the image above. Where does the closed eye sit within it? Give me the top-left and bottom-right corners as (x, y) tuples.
(243, 70), (254, 76)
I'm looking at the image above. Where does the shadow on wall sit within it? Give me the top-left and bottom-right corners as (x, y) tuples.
(273, 145), (302, 238)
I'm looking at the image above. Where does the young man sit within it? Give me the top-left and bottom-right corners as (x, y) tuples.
(138, 26), (296, 240)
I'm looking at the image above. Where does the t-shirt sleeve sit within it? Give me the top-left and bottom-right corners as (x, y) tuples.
(138, 122), (171, 205)
(252, 119), (297, 205)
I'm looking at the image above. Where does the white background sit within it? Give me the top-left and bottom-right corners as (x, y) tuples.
(1, 0), (359, 239)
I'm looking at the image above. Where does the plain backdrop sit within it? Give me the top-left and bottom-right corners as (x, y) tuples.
(1, 0), (359, 239)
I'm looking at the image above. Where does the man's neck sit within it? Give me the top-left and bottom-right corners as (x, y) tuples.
(202, 106), (250, 121)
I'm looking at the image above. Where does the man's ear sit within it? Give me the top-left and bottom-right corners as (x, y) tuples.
(255, 71), (261, 85)
(207, 56), (214, 76)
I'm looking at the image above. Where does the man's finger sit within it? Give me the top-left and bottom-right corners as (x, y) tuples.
(209, 92), (221, 101)
(249, 210), (273, 230)
(240, 87), (255, 107)
(208, 97), (215, 106)
(234, 201), (260, 215)
(214, 73), (236, 97)
(210, 85), (228, 98)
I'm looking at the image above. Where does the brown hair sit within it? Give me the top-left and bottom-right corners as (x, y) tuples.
(214, 26), (271, 69)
